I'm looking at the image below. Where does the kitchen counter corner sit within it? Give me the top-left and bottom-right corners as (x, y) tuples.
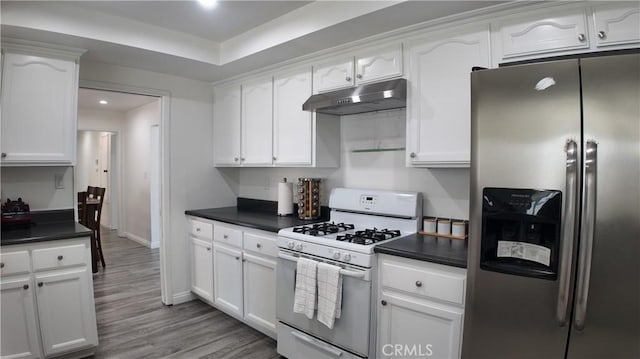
(374, 233), (468, 268)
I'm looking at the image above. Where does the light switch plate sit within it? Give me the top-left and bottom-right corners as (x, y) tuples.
(55, 173), (64, 189)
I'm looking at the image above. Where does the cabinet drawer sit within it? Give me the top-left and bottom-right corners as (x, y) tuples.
(32, 244), (87, 271)
(214, 224), (242, 248)
(0, 250), (30, 276)
(380, 258), (466, 306)
(190, 218), (213, 239)
(243, 232), (278, 257)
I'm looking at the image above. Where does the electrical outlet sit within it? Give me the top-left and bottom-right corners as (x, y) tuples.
(54, 173), (64, 189)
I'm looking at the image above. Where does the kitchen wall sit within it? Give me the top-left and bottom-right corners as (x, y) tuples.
(1, 166), (74, 211)
(79, 60), (237, 303)
(237, 109), (470, 219)
(123, 100), (160, 247)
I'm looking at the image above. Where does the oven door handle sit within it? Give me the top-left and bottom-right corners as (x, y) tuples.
(291, 330), (343, 357)
(278, 252), (366, 279)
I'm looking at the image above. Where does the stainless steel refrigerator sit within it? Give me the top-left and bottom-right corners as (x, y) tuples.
(463, 53), (639, 359)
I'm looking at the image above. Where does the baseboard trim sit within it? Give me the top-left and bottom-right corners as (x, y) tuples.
(124, 232), (151, 248)
(172, 291), (195, 305)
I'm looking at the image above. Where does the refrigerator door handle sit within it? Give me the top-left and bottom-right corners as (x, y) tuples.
(557, 139), (579, 326)
(575, 140), (598, 330)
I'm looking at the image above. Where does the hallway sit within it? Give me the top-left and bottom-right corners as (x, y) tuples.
(90, 230), (278, 358)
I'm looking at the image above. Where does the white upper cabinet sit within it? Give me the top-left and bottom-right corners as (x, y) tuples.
(354, 44), (403, 85)
(494, 7), (590, 61)
(591, 2), (640, 47)
(213, 83), (241, 166)
(273, 68), (313, 166)
(241, 77), (274, 166)
(406, 26), (491, 167)
(1, 43), (83, 166)
(313, 43), (403, 93)
(313, 57), (355, 93)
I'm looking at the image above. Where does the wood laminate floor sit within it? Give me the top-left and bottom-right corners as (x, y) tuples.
(90, 229), (278, 359)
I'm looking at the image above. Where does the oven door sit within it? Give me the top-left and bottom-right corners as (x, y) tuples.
(276, 250), (372, 357)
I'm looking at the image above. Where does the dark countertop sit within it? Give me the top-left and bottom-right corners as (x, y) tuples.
(185, 198), (329, 233)
(1, 210), (92, 246)
(375, 233), (468, 268)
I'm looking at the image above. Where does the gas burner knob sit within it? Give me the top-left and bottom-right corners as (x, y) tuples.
(294, 243), (303, 250)
(343, 254), (351, 262)
(333, 251), (341, 260)
(287, 241), (295, 249)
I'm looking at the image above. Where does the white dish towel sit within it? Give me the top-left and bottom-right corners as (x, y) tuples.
(293, 257), (317, 319)
(317, 262), (343, 329)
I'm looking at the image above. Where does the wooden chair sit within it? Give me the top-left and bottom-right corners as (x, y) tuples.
(77, 191), (87, 225)
(92, 187), (106, 268)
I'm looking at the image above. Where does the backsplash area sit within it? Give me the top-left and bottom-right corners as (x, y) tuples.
(1, 166), (74, 211)
(235, 109), (470, 219)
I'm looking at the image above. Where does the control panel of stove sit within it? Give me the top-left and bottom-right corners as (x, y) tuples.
(360, 195), (377, 207)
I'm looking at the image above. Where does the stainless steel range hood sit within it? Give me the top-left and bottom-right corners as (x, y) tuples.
(302, 78), (406, 116)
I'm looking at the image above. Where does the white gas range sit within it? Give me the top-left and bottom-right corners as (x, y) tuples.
(275, 187), (422, 359)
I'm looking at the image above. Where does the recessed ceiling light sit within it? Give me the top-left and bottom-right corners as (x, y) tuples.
(198, 0), (217, 9)
(99, 100), (108, 105)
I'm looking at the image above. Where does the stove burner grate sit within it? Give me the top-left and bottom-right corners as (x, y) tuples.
(292, 222), (355, 236)
(336, 228), (402, 245)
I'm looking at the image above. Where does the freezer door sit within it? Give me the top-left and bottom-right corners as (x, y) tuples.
(567, 54), (640, 359)
(463, 59), (582, 359)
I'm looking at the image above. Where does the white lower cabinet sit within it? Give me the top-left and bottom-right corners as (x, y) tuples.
(190, 237), (214, 303)
(212, 242), (244, 317)
(189, 217), (278, 338)
(35, 268), (97, 357)
(0, 238), (98, 359)
(377, 254), (467, 359)
(0, 276), (41, 359)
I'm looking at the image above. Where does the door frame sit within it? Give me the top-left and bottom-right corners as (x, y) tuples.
(79, 80), (173, 305)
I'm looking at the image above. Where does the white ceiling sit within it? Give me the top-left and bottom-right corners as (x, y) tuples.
(72, 1), (313, 42)
(1, 1), (507, 82)
(78, 88), (159, 112)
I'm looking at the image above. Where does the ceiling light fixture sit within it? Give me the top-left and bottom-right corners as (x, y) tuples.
(99, 100), (108, 105)
(198, 0), (217, 9)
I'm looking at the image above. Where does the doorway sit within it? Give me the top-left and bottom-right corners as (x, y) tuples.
(76, 88), (161, 249)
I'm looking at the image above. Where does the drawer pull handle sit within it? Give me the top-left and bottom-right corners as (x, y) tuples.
(415, 281), (423, 287)
(256, 243), (262, 249)
(207, 247), (211, 251)
(196, 228), (201, 232)
(58, 255), (64, 261)
(381, 300), (387, 306)
(223, 234), (229, 239)
(597, 31), (606, 39)
(23, 284), (29, 290)
(235, 256), (240, 260)
(1, 153), (6, 158)
(38, 282), (43, 287)
(356, 74), (363, 79)
(0, 263), (4, 268)
(345, 76), (352, 82)
(578, 33), (586, 42)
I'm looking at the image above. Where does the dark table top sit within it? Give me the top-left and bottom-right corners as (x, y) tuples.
(185, 206), (329, 233)
(374, 233), (468, 268)
(1, 221), (92, 246)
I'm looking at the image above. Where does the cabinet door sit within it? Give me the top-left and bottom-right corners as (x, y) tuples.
(213, 84), (241, 166)
(213, 243), (243, 317)
(592, 3), (640, 47)
(190, 237), (213, 302)
(273, 69), (313, 166)
(241, 78), (273, 166)
(1, 53), (77, 164)
(407, 28), (490, 167)
(355, 44), (403, 84)
(313, 57), (354, 92)
(0, 277), (42, 359)
(378, 293), (463, 359)
(34, 268), (98, 357)
(496, 8), (589, 60)
(243, 252), (276, 337)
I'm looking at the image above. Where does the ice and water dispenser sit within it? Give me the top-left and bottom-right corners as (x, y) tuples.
(480, 188), (562, 280)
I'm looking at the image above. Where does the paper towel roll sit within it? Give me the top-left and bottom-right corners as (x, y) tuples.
(277, 178), (293, 216)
